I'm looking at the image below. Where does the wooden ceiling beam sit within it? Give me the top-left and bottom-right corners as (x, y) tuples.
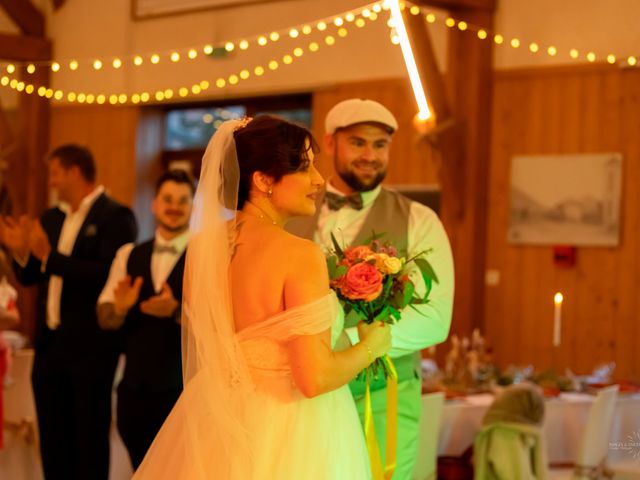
(402, 10), (451, 122)
(0, 32), (51, 61)
(411, 0), (495, 12)
(0, 0), (45, 36)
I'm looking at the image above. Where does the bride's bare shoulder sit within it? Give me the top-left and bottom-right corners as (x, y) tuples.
(280, 232), (325, 261)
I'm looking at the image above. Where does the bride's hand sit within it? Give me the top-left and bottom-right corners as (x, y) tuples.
(357, 321), (391, 359)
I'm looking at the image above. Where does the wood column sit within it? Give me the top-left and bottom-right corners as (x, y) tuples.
(410, 1), (495, 336)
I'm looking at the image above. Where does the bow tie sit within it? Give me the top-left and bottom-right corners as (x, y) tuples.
(154, 244), (178, 255)
(325, 191), (363, 211)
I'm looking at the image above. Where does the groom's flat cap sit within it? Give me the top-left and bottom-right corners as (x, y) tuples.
(325, 98), (398, 135)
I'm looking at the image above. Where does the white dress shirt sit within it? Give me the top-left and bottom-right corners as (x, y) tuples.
(98, 230), (189, 305)
(46, 185), (105, 329)
(315, 182), (455, 357)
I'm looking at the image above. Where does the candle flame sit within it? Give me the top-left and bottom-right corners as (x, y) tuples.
(554, 292), (563, 305)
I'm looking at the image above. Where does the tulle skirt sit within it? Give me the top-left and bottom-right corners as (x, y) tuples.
(133, 371), (371, 480)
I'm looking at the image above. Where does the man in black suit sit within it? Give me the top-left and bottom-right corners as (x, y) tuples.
(0, 144), (137, 479)
(97, 169), (193, 470)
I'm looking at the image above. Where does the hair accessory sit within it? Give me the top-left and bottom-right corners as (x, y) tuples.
(233, 116), (253, 132)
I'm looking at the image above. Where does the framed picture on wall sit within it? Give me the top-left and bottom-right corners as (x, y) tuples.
(133, 0), (286, 19)
(508, 153), (623, 247)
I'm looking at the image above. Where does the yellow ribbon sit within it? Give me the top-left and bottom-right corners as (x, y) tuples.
(363, 355), (398, 480)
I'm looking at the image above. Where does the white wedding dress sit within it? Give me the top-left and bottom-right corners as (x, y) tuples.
(133, 118), (371, 479)
(133, 292), (371, 479)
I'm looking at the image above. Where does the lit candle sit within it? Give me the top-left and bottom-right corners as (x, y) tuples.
(553, 292), (563, 347)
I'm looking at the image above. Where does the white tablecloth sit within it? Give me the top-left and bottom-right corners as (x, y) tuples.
(433, 392), (640, 464)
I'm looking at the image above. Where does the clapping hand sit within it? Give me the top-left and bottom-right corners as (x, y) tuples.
(28, 220), (51, 261)
(113, 275), (143, 316)
(140, 283), (179, 318)
(0, 215), (32, 260)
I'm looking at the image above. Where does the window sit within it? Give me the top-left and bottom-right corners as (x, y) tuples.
(160, 93), (312, 176)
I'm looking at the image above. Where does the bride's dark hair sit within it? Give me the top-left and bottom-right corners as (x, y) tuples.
(233, 115), (319, 209)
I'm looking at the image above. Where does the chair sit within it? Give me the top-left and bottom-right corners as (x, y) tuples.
(473, 383), (548, 480)
(549, 385), (619, 479)
(413, 391), (445, 480)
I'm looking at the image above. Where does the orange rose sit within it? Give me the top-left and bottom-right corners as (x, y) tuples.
(338, 262), (383, 302)
(344, 245), (375, 264)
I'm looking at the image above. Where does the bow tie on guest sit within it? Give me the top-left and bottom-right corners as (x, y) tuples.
(325, 191), (364, 211)
(153, 244), (178, 255)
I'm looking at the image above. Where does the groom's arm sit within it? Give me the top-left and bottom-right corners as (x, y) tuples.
(387, 204), (454, 357)
(345, 204), (454, 357)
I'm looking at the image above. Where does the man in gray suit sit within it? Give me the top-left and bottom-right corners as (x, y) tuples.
(290, 99), (454, 479)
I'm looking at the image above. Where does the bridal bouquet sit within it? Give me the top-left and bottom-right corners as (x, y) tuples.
(326, 233), (438, 378)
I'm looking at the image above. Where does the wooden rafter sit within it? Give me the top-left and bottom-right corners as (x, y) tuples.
(0, 0), (44, 36)
(411, 0), (495, 12)
(0, 32), (51, 61)
(401, 10), (451, 123)
(403, 0), (495, 337)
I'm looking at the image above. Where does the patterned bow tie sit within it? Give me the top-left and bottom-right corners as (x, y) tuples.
(325, 191), (363, 211)
(154, 244), (178, 255)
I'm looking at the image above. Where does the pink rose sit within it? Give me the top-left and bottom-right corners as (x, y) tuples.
(337, 262), (383, 302)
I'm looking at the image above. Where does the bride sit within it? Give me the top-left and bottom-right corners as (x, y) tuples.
(133, 115), (391, 479)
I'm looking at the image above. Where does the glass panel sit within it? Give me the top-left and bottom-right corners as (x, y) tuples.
(164, 105), (246, 150)
(254, 109), (312, 128)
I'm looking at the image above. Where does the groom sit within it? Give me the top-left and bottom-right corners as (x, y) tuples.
(290, 98), (454, 478)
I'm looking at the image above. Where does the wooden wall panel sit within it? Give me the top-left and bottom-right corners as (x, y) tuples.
(49, 105), (140, 207)
(486, 65), (640, 380)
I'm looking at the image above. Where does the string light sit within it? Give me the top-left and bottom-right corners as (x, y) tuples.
(411, 4), (637, 67)
(6, 0), (635, 106)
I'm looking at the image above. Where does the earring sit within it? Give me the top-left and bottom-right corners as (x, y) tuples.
(267, 188), (273, 198)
